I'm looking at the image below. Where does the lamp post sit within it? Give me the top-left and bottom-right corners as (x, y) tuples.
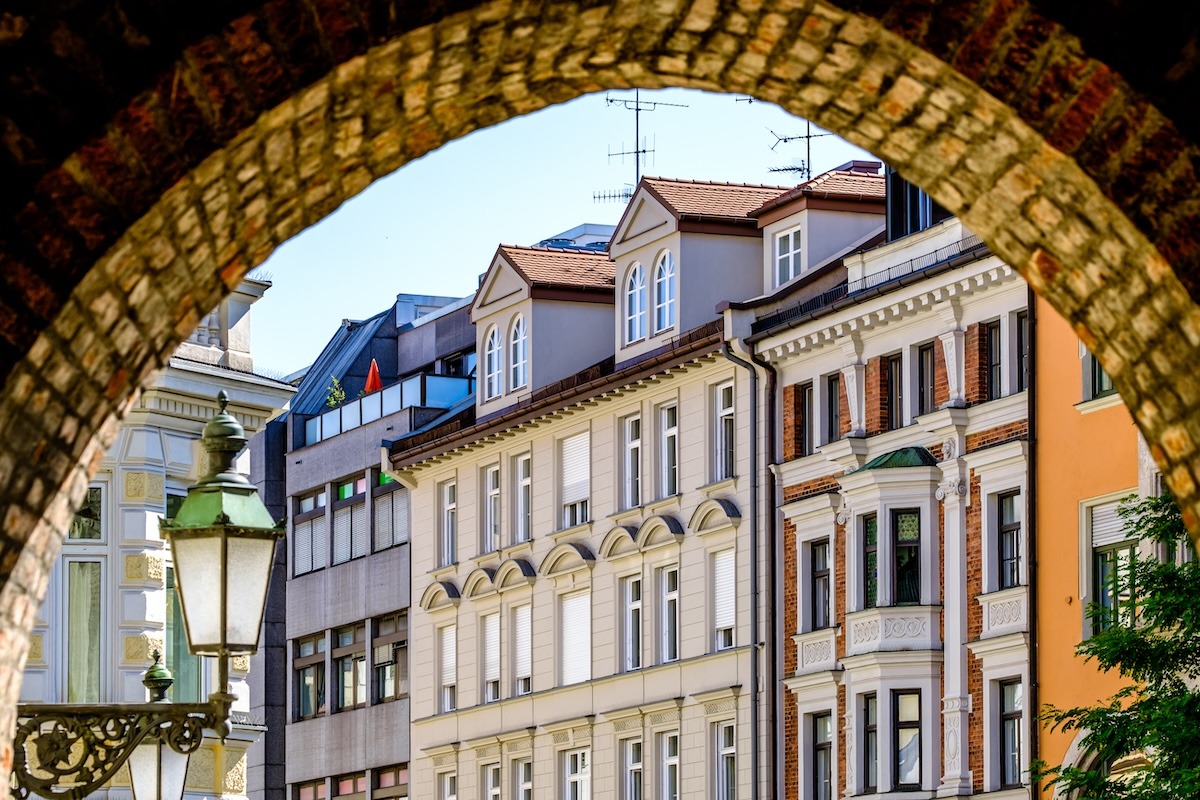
(11, 391), (284, 800)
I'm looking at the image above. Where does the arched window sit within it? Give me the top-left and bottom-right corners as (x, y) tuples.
(654, 251), (676, 333)
(510, 315), (528, 390)
(625, 264), (647, 344)
(483, 325), (503, 400)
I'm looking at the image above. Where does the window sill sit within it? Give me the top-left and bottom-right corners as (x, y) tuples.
(698, 477), (737, 497)
(429, 562), (458, 581)
(472, 549), (503, 569)
(550, 520), (593, 542)
(1075, 391), (1125, 414)
(644, 495), (681, 515)
(608, 506), (643, 525)
(501, 539), (534, 560)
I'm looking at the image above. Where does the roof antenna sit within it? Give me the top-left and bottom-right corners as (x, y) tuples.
(593, 89), (688, 203)
(766, 119), (834, 181)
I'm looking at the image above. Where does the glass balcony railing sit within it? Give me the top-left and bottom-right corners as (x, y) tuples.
(301, 374), (473, 446)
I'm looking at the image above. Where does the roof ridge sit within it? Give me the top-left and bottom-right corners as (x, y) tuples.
(642, 175), (793, 191)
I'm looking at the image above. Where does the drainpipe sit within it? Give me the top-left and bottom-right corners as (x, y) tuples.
(721, 339), (778, 800)
(1026, 284), (1040, 789)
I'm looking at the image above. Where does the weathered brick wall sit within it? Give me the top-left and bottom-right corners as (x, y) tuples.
(934, 339), (950, 409)
(966, 420), (1029, 453)
(783, 383), (801, 461)
(865, 355), (885, 435)
(838, 376), (852, 439)
(964, 322), (988, 406)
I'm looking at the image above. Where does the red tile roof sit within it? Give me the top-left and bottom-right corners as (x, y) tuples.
(499, 245), (615, 289)
(642, 177), (792, 220)
(752, 163), (885, 215)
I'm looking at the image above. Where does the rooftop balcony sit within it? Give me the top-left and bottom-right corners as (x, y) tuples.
(299, 374), (473, 447)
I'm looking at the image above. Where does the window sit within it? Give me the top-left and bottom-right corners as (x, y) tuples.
(622, 576), (643, 671)
(439, 480), (456, 567)
(660, 404), (679, 498)
(561, 591), (591, 685)
(332, 479), (368, 565)
(561, 431), (591, 528)
(715, 721), (736, 800)
(298, 489), (327, 515)
(813, 713), (833, 800)
(439, 624), (457, 712)
(373, 612), (408, 703)
(439, 773), (457, 800)
(483, 465), (501, 553)
(715, 381), (736, 481)
(294, 491), (327, 576)
(1000, 680), (1024, 788)
(623, 415), (643, 509)
(797, 381), (813, 458)
(65, 558), (102, 702)
(565, 749), (590, 800)
(713, 549), (735, 650)
(885, 353), (903, 430)
(894, 691), (921, 789)
(660, 565), (680, 663)
(810, 540), (831, 630)
(70, 485), (103, 540)
(1090, 355), (1115, 399)
(484, 326), (503, 400)
(374, 764), (409, 800)
(776, 225), (802, 286)
(333, 623), (366, 711)
(623, 739), (644, 800)
(653, 251), (676, 333)
(626, 264), (647, 343)
(825, 374), (841, 443)
(893, 509), (921, 605)
(373, 483), (410, 551)
(917, 343), (936, 416)
(297, 780), (326, 800)
(660, 731), (680, 800)
(482, 763), (501, 800)
(1090, 500), (1135, 632)
(985, 319), (1002, 401)
(863, 694), (878, 793)
(482, 612), (501, 703)
(510, 315), (528, 390)
(514, 453), (532, 543)
(998, 492), (1022, 590)
(862, 514), (878, 609)
(165, 566), (201, 702)
(1016, 310), (1030, 392)
(295, 633), (326, 720)
(513, 603), (532, 695)
(334, 773), (366, 800)
(336, 477), (367, 501)
(515, 758), (533, 800)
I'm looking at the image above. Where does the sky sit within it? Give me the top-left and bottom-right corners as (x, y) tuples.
(251, 88), (877, 378)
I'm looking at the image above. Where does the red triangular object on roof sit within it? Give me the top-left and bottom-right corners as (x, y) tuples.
(364, 358), (383, 393)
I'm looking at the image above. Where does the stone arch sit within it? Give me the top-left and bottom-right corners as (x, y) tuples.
(634, 514), (686, 550)
(598, 525), (640, 560)
(418, 581), (462, 613)
(538, 542), (596, 577)
(493, 558), (537, 591)
(5, 0), (1200, 767)
(688, 498), (742, 534)
(461, 567), (498, 599)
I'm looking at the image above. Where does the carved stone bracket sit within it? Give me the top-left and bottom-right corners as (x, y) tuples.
(936, 479), (967, 501)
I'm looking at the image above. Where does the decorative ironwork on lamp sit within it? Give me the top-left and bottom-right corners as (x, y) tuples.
(10, 392), (284, 800)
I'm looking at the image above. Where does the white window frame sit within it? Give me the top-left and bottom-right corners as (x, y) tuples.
(714, 381), (735, 481)
(564, 748), (591, 800)
(626, 264), (647, 344)
(61, 554), (106, 703)
(653, 251), (676, 333)
(513, 453), (532, 543)
(560, 591), (591, 685)
(623, 738), (643, 800)
(623, 414), (642, 509)
(439, 772), (457, 800)
(510, 314), (528, 390)
(660, 565), (680, 663)
(439, 624), (456, 713)
(483, 325), (503, 400)
(482, 464), (501, 554)
(622, 574), (643, 671)
(659, 404), (679, 498)
(775, 224), (803, 286)
(514, 758), (533, 800)
(439, 479), (457, 567)
(482, 763), (501, 800)
(1078, 491), (1138, 637)
(513, 603), (532, 696)
(659, 730), (680, 800)
(713, 549), (735, 651)
(560, 431), (591, 528)
(714, 720), (736, 800)
(481, 612), (500, 703)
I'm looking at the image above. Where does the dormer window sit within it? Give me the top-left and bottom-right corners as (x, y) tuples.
(483, 326), (503, 400)
(626, 264), (647, 344)
(510, 315), (528, 390)
(775, 225), (802, 286)
(653, 251), (676, 333)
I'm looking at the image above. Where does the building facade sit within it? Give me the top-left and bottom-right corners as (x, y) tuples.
(22, 277), (295, 800)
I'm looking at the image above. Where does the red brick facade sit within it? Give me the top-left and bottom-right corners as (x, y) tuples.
(783, 515), (799, 800)
(966, 420), (1029, 453)
(865, 356), (885, 435)
(964, 322), (989, 405)
(966, 471), (985, 791)
(933, 340), (950, 409)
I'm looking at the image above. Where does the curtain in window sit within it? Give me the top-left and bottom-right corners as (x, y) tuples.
(67, 561), (101, 702)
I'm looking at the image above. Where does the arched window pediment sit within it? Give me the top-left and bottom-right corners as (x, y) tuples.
(599, 525), (639, 559)
(419, 580), (461, 611)
(689, 498), (742, 533)
(462, 567), (498, 598)
(539, 541), (596, 576)
(494, 558), (537, 591)
(635, 514), (685, 550)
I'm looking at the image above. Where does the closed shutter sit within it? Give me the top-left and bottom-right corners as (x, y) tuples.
(393, 489), (410, 544)
(714, 549), (736, 631)
(351, 502), (368, 558)
(332, 506), (352, 564)
(374, 493), (394, 551)
(1091, 501), (1127, 547)
(440, 625), (456, 687)
(514, 605), (531, 681)
(483, 613), (500, 683)
(561, 592), (591, 685)
(294, 519), (313, 575)
(561, 432), (591, 505)
(312, 515), (327, 570)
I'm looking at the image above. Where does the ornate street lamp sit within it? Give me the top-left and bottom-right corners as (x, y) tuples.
(11, 392), (284, 800)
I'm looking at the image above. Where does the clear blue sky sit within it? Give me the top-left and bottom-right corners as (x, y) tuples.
(252, 88), (877, 378)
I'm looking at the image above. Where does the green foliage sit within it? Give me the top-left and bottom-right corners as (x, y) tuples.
(325, 375), (346, 408)
(1033, 492), (1200, 800)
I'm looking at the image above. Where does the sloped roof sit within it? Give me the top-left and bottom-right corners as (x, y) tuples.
(753, 162), (886, 216)
(859, 446), (938, 471)
(499, 245), (615, 289)
(289, 309), (391, 415)
(641, 177), (791, 221)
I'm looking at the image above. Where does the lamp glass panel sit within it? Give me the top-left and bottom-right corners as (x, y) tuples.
(170, 535), (223, 651)
(224, 536), (277, 649)
(129, 738), (189, 800)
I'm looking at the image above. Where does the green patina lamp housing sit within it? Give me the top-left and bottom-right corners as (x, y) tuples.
(160, 391), (284, 656)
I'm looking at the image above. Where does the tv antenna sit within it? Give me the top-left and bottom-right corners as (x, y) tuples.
(593, 89), (688, 203)
(767, 119), (834, 181)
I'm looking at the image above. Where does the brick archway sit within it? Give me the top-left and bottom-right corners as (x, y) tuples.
(3, 0), (1200, 767)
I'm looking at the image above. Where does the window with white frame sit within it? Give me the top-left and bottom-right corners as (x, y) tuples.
(623, 739), (643, 800)
(165, 566), (201, 702)
(513, 603), (532, 695)
(660, 731), (680, 800)
(997, 491), (1022, 590)
(1016, 310), (1030, 392)
(653, 251), (676, 333)
(660, 565), (680, 663)
(715, 721), (736, 800)
(481, 612), (500, 703)
(776, 225), (803, 286)
(714, 381), (735, 481)
(439, 624), (456, 712)
(482, 763), (501, 800)
(659, 404), (679, 498)
(917, 342), (936, 416)
(483, 325), (503, 400)
(1090, 498), (1136, 632)
(626, 264), (647, 344)
(439, 480), (457, 567)
(1082, 344), (1116, 401)
(439, 773), (457, 800)
(713, 549), (735, 651)
(565, 748), (590, 800)
(985, 319), (1002, 402)
(623, 414), (642, 509)
(561, 591), (591, 685)
(510, 314), (528, 390)
(622, 575), (643, 671)
(514, 453), (532, 543)
(514, 758), (533, 800)
(893, 509), (921, 605)
(812, 712), (833, 800)
(65, 482), (106, 702)
(825, 373), (842, 444)
(810, 539), (831, 630)
(862, 693), (878, 792)
(482, 465), (501, 553)
(561, 431), (591, 528)
(999, 679), (1023, 789)
(797, 381), (814, 458)
(893, 690), (921, 789)
(862, 514), (878, 609)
